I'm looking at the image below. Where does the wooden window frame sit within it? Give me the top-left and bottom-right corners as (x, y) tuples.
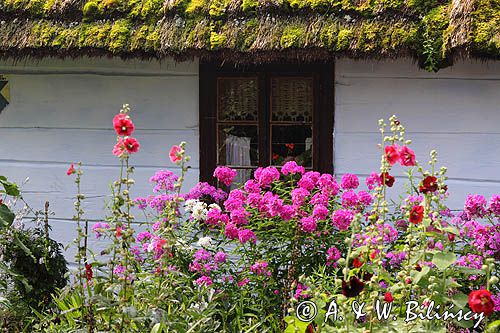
(199, 62), (334, 183)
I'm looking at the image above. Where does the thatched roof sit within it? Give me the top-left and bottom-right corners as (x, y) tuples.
(0, 0), (498, 71)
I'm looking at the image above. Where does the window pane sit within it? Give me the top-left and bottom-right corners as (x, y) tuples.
(217, 78), (258, 121)
(271, 77), (313, 123)
(271, 125), (312, 167)
(218, 125), (259, 167)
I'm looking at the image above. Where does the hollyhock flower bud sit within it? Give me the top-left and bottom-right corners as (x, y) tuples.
(67, 163), (76, 175)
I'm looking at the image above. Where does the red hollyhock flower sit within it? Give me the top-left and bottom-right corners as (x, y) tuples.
(384, 145), (400, 165)
(380, 172), (395, 187)
(419, 176), (438, 193)
(341, 276), (365, 298)
(409, 205), (424, 224)
(115, 226), (123, 238)
(66, 163), (75, 176)
(447, 233), (455, 242)
(384, 292), (394, 303)
(399, 146), (416, 166)
(468, 289), (494, 316)
(353, 257), (363, 268)
(123, 137), (140, 154)
(113, 114), (135, 136)
(85, 263), (93, 281)
(169, 145), (182, 163)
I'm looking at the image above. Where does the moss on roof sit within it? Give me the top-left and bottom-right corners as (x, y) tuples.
(0, 0), (498, 70)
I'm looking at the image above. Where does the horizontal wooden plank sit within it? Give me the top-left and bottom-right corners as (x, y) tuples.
(334, 133), (500, 181)
(336, 58), (500, 79)
(0, 57), (198, 75)
(2, 162), (201, 220)
(0, 128), (199, 167)
(0, 74), (198, 129)
(335, 77), (500, 133)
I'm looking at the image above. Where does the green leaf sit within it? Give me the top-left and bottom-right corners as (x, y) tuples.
(486, 320), (500, 333)
(412, 265), (430, 284)
(0, 177), (20, 197)
(442, 226), (460, 235)
(451, 292), (468, 309)
(284, 316), (309, 333)
(0, 203), (15, 229)
(432, 252), (456, 270)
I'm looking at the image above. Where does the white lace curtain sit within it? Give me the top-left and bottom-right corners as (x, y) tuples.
(225, 135), (252, 187)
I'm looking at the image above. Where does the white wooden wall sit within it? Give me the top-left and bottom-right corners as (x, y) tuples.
(0, 57), (200, 262)
(335, 58), (500, 211)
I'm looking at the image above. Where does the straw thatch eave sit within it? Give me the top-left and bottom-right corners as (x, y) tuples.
(0, 0), (498, 71)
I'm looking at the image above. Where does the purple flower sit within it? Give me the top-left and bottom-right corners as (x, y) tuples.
(365, 172), (381, 190)
(358, 191), (373, 206)
(92, 222), (110, 238)
(318, 174), (339, 196)
(244, 179), (260, 193)
(298, 171), (320, 191)
(195, 275), (213, 286)
(185, 182), (227, 201)
(377, 223), (398, 243)
(254, 166), (280, 187)
(238, 229), (256, 244)
(492, 294), (500, 312)
(113, 264), (126, 276)
(291, 188), (310, 206)
(341, 190), (359, 208)
(214, 251), (227, 263)
(326, 246), (341, 267)
(488, 194), (500, 216)
(341, 173), (359, 190)
(136, 231), (152, 242)
(250, 261), (271, 276)
(464, 194), (487, 219)
(214, 166), (238, 186)
(331, 209), (354, 230)
(300, 217), (317, 233)
(194, 249), (212, 262)
(150, 170), (179, 193)
(281, 161), (305, 176)
(312, 204), (329, 220)
(224, 223), (239, 240)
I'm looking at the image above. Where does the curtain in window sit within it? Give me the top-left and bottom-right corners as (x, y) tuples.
(225, 135), (252, 187)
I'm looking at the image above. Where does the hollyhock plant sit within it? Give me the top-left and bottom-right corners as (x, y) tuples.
(113, 113), (135, 136)
(409, 205), (424, 224)
(384, 145), (400, 165)
(468, 290), (494, 316)
(399, 145), (416, 166)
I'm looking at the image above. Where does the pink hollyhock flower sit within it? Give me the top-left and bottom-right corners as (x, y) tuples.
(300, 217), (317, 233)
(123, 137), (140, 154)
(365, 172), (381, 190)
(331, 209), (354, 230)
(113, 137), (126, 157)
(169, 145), (182, 164)
(66, 163), (75, 176)
(341, 173), (359, 190)
(214, 166), (238, 186)
(238, 229), (256, 244)
(113, 113), (135, 136)
(384, 145), (400, 166)
(399, 146), (416, 166)
(281, 161), (305, 175)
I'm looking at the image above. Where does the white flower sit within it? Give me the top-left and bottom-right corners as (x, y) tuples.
(197, 236), (212, 248)
(184, 199), (198, 212)
(147, 242), (154, 253)
(209, 203), (221, 211)
(191, 201), (208, 220)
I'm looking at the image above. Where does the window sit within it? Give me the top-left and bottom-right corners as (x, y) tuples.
(199, 63), (334, 184)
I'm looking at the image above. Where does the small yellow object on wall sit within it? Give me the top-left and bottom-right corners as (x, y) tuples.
(0, 75), (10, 114)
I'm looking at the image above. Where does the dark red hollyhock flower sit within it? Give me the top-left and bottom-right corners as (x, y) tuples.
(468, 290), (494, 316)
(85, 263), (93, 281)
(447, 233), (455, 242)
(415, 263), (422, 272)
(306, 324), (315, 333)
(123, 137), (140, 154)
(419, 176), (438, 194)
(409, 206), (424, 224)
(342, 276), (365, 298)
(113, 113), (135, 136)
(384, 292), (394, 303)
(362, 272), (373, 282)
(353, 257), (363, 268)
(380, 172), (395, 187)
